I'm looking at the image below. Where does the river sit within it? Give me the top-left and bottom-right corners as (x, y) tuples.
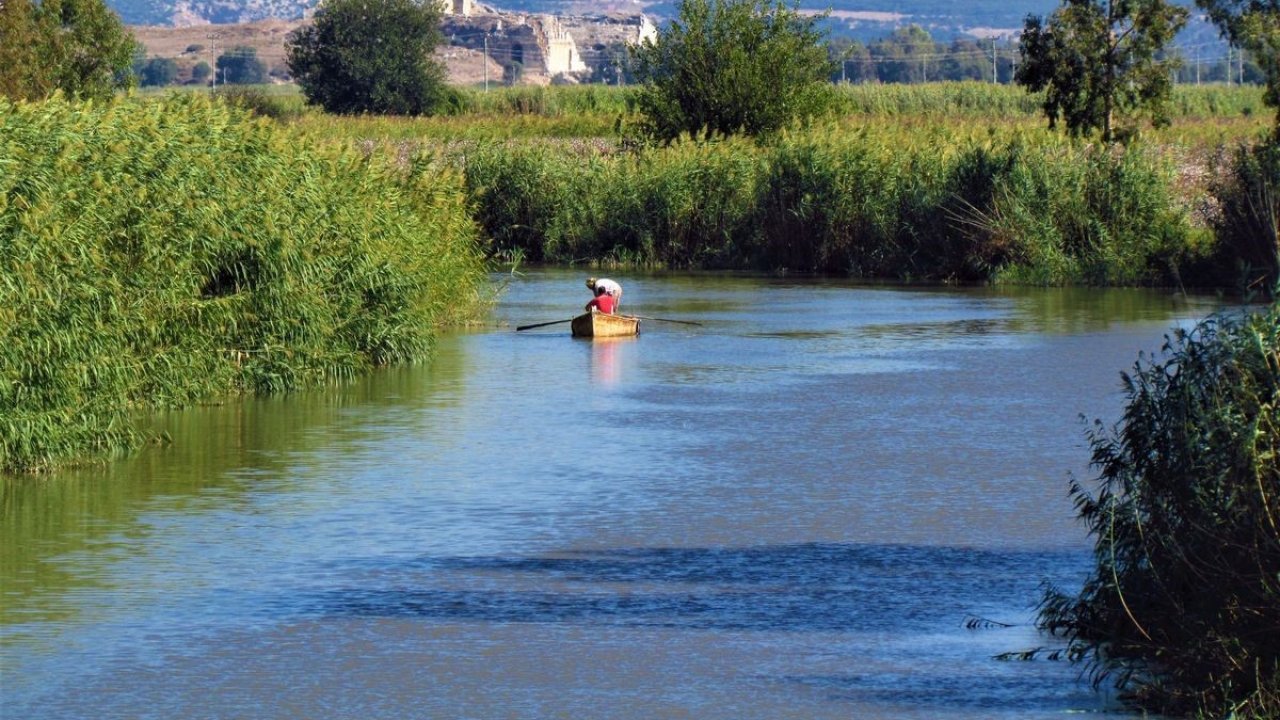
(0, 270), (1223, 719)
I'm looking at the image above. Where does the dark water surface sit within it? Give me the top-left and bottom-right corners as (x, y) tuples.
(1, 271), (1223, 719)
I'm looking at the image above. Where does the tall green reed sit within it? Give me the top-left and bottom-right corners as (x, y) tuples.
(1038, 302), (1280, 718)
(0, 93), (487, 473)
(456, 125), (1197, 285)
(1204, 139), (1280, 295)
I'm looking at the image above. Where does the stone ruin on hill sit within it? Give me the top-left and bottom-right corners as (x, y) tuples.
(441, 4), (655, 84)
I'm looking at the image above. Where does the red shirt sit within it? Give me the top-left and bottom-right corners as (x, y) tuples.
(586, 294), (616, 314)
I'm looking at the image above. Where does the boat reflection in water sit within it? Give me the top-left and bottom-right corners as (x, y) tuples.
(589, 335), (634, 386)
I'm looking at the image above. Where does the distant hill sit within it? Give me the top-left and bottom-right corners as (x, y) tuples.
(117, 0), (1225, 53)
(115, 0), (1062, 36)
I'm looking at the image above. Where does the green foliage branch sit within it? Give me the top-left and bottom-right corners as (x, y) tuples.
(1196, 0), (1280, 135)
(630, 0), (834, 143)
(0, 0), (137, 101)
(1205, 141), (1280, 294)
(285, 0), (453, 115)
(1038, 302), (1280, 717)
(1016, 0), (1189, 143)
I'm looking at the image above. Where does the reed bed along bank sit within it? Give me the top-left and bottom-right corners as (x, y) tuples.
(0, 94), (488, 474)
(286, 83), (1271, 289)
(286, 82), (1271, 143)
(459, 126), (1219, 286)
(3, 83), (1273, 471)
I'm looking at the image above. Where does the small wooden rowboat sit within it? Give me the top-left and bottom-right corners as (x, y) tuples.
(571, 311), (641, 338)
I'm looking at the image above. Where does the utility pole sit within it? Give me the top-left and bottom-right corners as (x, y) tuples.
(483, 35), (489, 92)
(992, 38), (997, 83)
(207, 32), (220, 90)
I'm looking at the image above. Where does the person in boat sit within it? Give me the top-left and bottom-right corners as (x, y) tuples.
(586, 277), (622, 309)
(585, 285), (617, 314)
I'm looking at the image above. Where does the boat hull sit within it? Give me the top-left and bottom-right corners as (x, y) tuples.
(571, 311), (640, 338)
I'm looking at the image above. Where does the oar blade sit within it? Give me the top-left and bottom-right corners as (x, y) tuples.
(633, 315), (703, 326)
(516, 318), (575, 331)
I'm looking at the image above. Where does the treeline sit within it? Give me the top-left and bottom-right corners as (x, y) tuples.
(134, 46), (276, 88)
(825, 25), (1269, 87)
(125, 24), (1272, 90)
(0, 94), (488, 473)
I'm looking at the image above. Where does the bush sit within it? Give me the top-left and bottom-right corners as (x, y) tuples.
(138, 57), (178, 87)
(1038, 302), (1280, 717)
(456, 129), (1197, 283)
(631, 0), (833, 143)
(212, 86), (304, 121)
(990, 142), (1192, 286)
(1207, 139), (1280, 296)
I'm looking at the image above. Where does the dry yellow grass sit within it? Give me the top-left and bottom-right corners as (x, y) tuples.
(129, 20), (501, 85)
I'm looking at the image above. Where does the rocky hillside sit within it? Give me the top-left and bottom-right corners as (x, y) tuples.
(115, 0), (1060, 40)
(130, 19), (501, 85)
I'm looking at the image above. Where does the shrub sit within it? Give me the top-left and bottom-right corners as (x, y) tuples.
(631, 0), (833, 143)
(1207, 140), (1280, 296)
(1038, 302), (1280, 717)
(138, 57), (178, 87)
(990, 143), (1191, 285)
(212, 86), (304, 121)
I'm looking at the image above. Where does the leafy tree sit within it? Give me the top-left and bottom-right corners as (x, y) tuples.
(138, 57), (178, 87)
(503, 61), (524, 86)
(0, 0), (39, 98)
(587, 41), (636, 85)
(286, 0), (450, 115)
(1016, 0), (1188, 143)
(216, 46), (268, 85)
(192, 61), (212, 84)
(1196, 0), (1280, 134)
(828, 37), (873, 83)
(871, 25), (937, 83)
(942, 39), (992, 82)
(630, 0), (834, 143)
(0, 0), (136, 101)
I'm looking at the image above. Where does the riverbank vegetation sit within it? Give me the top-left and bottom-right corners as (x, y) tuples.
(0, 94), (487, 473)
(1036, 302), (1279, 718)
(269, 81), (1275, 290)
(2, 81), (1275, 475)
(460, 124), (1200, 284)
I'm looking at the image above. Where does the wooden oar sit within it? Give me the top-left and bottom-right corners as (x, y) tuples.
(516, 318), (575, 331)
(630, 315), (703, 326)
